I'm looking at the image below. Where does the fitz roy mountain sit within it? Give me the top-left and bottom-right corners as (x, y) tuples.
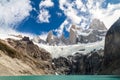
(33, 19), (107, 45)
(0, 18), (120, 75)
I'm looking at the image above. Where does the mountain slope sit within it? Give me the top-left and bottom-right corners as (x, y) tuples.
(0, 38), (54, 76)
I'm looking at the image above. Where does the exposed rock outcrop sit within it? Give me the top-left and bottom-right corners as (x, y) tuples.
(103, 18), (120, 74)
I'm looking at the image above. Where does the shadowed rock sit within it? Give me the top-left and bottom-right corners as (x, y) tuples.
(103, 18), (120, 74)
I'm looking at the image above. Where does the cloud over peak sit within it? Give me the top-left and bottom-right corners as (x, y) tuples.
(0, 0), (120, 38)
(56, 0), (120, 36)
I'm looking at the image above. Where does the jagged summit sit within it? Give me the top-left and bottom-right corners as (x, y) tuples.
(69, 25), (78, 44)
(46, 31), (55, 44)
(89, 19), (107, 30)
(32, 19), (107, 45)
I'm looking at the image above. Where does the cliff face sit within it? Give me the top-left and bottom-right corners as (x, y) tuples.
(52, 49), (104, 75)
(0, 37), (54, 76)
(103, 18), (120, 74)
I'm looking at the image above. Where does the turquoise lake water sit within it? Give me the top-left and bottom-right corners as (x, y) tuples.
(0, 75), (120, 80)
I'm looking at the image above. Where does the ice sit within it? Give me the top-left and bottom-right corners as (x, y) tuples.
(34, 39), (105, 58)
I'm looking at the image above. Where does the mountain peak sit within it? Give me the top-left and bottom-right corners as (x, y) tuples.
(46, 31), (56, 45)
(89, 19), (107, 30)
(69, 25), (77, 44)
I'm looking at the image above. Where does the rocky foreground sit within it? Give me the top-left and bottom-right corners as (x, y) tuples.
(0, 18), (120, 75)
(0, 37), (55, 75)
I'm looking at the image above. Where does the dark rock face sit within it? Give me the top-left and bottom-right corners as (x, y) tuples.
(103, 18), (120, 74)
(53, 49), (104, 75)
(52, 57), (71, 74)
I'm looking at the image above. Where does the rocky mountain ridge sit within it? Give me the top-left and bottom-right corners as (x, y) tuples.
(32, 19), (107, 45)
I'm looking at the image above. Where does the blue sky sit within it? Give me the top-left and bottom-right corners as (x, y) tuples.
(0, 0), (120, 38)
(17, 0), (66, 35)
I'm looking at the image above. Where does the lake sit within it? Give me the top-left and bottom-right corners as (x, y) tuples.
(0, 75), (120, 80)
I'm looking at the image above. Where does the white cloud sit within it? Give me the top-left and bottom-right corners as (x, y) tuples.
(0, 26), (36, 40)
(39, 32), (48, 41)
(92, 3), (120, 28)
(57, 0), (120, 36)
(39, 0), (54, 8)
(59, 0), (84, 25)
(38, 0), (54, 23)
(54, 19), (70, 37)
(37, 9), (51, 23)
(87, 0), (120, 29)
(0, 0), (32, 34)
